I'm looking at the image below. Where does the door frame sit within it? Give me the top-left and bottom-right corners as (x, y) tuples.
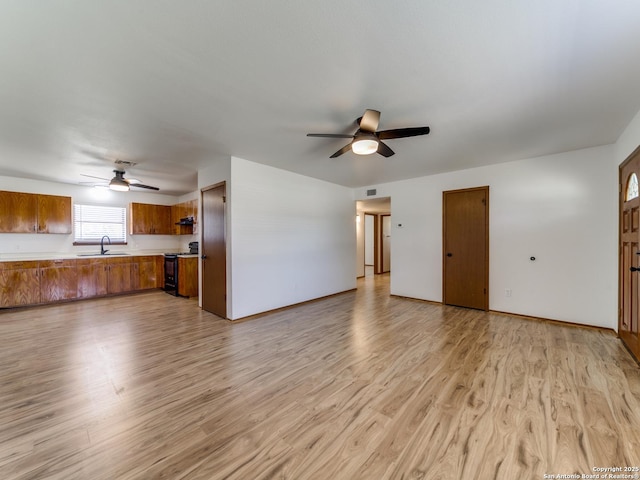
(442, 185), (490, 310)
(381, 213), (391, 273)
(200, 181), (227, 318)
(618, 144), (640, 357)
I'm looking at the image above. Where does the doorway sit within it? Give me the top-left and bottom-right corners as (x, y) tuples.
(201, 182), (227, 318)
(619, 146), (640, 362)
(356, 197), (391, 278)
(443, 186), (489, 310)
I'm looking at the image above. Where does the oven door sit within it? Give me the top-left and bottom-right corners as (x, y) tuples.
(164, 255), (178, 295)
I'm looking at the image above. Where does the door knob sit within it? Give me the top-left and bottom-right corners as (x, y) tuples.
(446, 253), (453, 257)
(631, 266), (640, 272)
(201, 255), (207, 260)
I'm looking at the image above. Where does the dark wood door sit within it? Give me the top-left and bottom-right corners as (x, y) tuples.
(202, 183), (226, 318)
(443, 186), (489, 310)
(620, 146), (640, 362)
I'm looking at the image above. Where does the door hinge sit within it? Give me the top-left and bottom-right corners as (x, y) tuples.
(484, 288), (487, 294)
(222, 196), (226, 203)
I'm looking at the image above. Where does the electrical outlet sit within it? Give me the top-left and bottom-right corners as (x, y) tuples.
(505, 288), (512, 297)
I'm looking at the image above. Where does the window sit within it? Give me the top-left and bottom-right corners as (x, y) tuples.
(74, 204), (127, 244)
(627, 173), (639, 201)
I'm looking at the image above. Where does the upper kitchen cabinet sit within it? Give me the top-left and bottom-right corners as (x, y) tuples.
(0, 191), (37, 232)
(171, 199), (198, 235)
(130, 202), (172, 235)
(0, 191), (71, 234)
(37, 194), (72, 234)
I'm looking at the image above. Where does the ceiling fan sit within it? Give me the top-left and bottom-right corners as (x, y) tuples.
(81, 170), (160, 191)
(307, 109), (430, 158)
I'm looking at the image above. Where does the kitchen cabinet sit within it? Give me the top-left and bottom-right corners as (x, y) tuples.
(77, 258), (108, 298)
(132, 256), (159, 290)
(37, 194), (72, 234)
(0, 261), (40, 307)
(0, 191), (38, 233)
(130, 203), (172, 235)
(107, 257), (134, 294)
(39, 259), (77, 302)
(0, 191), (71, 234)
(177, 256), (198, 297)
(0, 255), (164, 309)
(171, 199), (198, 235)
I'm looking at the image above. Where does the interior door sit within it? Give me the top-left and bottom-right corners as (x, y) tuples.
(202, 183), (227, 318)
(620, 146), (640, 362)
(382, 214), (391, 273)
(443, 186), (489, 310)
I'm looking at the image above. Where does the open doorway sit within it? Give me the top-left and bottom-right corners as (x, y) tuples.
(356, 197), (391, 278)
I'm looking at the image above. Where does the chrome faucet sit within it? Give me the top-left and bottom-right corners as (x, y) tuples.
(100, 235), (111, 255)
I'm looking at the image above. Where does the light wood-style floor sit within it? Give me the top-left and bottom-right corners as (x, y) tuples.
(1, 274), (640, 480)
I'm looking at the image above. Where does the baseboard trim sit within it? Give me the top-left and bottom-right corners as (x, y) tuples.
(489, 309), (617, 334)
(229, 288), (357, 323)
(389, 293), (616, 334)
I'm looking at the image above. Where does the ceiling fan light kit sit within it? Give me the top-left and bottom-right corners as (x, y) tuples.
(307, 109), (430, 158)
(352, 134), (379, 155)
(110, 170), (131, 191)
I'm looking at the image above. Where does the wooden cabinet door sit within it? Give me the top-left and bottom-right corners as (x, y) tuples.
(134, 256), (158, 290)
(131, 203), (172, 234)
(0, 261), (40, 307)
(39, 260), (77, 302)
(178, 257), (198, 297)
(108, 260), (133, 294)
(37, 194), (72, 234)
(130, 203), (152, 234)
(77, 259), (108, 298)
(0, 191), (38, 233)
(153, 205), (172, 234)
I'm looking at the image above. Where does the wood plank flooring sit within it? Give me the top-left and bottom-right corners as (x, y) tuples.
(1, 274), (640, 479)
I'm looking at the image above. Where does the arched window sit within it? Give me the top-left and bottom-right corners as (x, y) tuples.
(627, 173), (639, 201)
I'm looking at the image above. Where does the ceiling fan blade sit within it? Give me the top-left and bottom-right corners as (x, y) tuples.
(81, 173), (110, 181)
(377, 141), (395, 157)
(307, 133), (355, 138)
(130, 183), (160, 191)
(377, 126), (430, 140)
(329, 143), (353, 158)
(358, 109), (381, 132)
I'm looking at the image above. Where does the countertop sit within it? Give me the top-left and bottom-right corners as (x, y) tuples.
(0, 250), (189, 262)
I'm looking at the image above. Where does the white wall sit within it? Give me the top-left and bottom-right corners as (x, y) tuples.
(616, 108), (640, 164)
(355, 145), (617, 329)
(229, 157), (356, 320)
(0, 175), (185, 257)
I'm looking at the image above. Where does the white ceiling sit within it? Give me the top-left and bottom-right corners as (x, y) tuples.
(1, 1), (640, 195)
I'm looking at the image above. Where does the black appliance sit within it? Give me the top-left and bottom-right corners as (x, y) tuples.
(189, 241), (199, 254)
(164, 254), (179, 296)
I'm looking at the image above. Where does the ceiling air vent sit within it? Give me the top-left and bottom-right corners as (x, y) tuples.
(114, 159), (137, 168)
(366, 189), (377, 196)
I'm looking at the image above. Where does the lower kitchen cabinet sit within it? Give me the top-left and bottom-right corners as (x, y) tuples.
(39, 260), (77, 302)
(107, 258), (134, 294)
(177, 256), (198, 297)
(0, 255), (165, 309)
(77, 258), (108, 298)
(0, 261), (40, 307)
(133, 256), (159, 290)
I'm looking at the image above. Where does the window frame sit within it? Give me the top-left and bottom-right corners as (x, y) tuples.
(72, 204), (128, 246)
